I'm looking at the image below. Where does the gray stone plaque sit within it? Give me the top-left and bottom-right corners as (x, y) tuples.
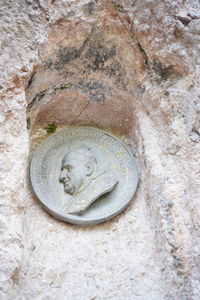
(30, 126), (139, 225)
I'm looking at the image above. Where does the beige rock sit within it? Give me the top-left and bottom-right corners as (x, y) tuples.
(0, 0), (200, 299)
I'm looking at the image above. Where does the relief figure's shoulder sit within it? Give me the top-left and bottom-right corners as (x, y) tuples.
(66, 172), (118, 215)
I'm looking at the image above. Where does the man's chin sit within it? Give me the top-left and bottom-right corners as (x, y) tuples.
(64, 185), (75, 195)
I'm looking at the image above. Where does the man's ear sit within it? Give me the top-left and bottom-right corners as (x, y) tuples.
(86, 162), (94, 176)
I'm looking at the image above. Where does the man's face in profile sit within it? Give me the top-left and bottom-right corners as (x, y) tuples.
(59, 150), (94, 195)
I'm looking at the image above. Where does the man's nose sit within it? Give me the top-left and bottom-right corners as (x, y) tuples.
(59, 170), (66, 182)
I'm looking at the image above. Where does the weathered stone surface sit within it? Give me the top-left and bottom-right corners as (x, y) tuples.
(1, 0), (200, 299)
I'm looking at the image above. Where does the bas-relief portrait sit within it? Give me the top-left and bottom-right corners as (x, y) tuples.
(59, 146), (119, 214)
(30, 126), (138, 225)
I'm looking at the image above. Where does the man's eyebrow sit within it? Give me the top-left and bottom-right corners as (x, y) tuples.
(62, 163), (72, 168)
(62, 163), (68, 167)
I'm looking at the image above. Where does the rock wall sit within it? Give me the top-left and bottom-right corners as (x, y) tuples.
(0, 0), (200, 299)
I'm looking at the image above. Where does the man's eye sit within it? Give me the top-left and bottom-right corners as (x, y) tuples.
(66, 166), (72, 171)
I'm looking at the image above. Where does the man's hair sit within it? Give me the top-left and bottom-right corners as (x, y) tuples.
(67, 146), (97, 167)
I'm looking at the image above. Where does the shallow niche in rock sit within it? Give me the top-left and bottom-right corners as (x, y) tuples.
(25, 64), (138, 143)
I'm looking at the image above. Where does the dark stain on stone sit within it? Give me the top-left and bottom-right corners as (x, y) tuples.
(55, 46), (80, 70)
(79, 81), (109, 91)
(44, 59), (54, 70)
(43, 27), (120, 79)
(27, 83), (73, 112)
(114, 3), (124, 12)
(84, 1), (96, 15)
(67, 11), (75, 17)
(0, 85), (3, 90)
(192, 126), (200, 135)
(137, 42), (148, 66)
(104, 59), (127, 89)
(11, 266), (21, 284)
(54, 30), (93, 70)
(152, 59), (182, 82)
(40, 27), (127, 90)
(85, 45), (116, 71)
(27, 89), (47, 111)
(78, 81), (113, 103)
(26, 117), (30, 129)
(90, 93), (105, 102)
(164, 90), (170, 96)
(176, 14), (191, 26)
(27, 72), (36, 89)
(54, 83), (71, 91)
(104, 60), (120, 76)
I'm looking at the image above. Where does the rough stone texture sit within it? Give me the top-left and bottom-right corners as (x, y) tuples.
(1, 0), (200, 299)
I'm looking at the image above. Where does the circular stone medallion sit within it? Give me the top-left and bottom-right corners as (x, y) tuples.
(30, 126), (139, 225)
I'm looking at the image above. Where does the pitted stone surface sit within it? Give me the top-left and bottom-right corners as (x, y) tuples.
(1, 0), (200, 299)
